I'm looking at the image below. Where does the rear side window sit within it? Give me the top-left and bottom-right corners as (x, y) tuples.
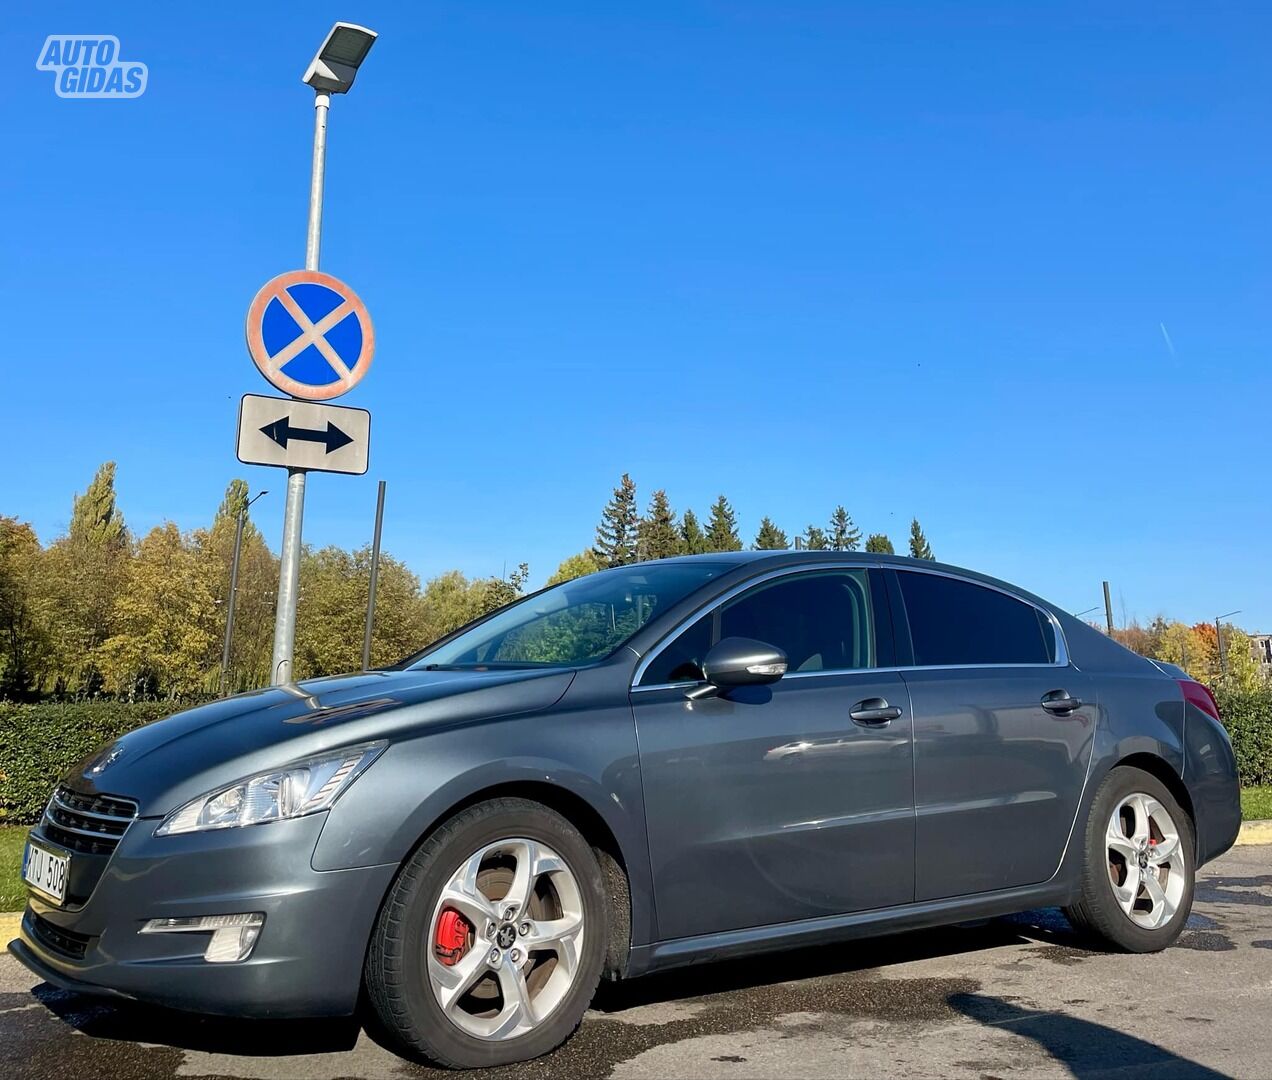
(896, 571), (1052, 666)
(639, 570), (876, 685)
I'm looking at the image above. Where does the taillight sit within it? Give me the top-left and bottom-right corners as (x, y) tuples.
(1178, 678), (1220, 722)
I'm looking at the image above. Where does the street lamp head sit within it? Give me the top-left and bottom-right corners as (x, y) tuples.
(302, 22), (377, 94)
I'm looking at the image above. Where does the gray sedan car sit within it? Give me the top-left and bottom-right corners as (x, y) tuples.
(11, 552), (1241, 1068)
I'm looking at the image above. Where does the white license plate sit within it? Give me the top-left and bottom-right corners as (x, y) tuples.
(22, 842), (69, 904)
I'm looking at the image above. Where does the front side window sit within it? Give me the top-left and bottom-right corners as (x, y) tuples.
(896, 571), (1053, 666)
(410, 562), (729, 669)
(639, 570), (876, 685)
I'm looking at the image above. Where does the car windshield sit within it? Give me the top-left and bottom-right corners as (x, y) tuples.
(408, 561), (729, 669)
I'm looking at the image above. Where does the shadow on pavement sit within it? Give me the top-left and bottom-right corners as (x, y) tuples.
(33, 984), (363, 1056)
(594, 907), (1087, 1012)
(949, 992), (1232, 1080)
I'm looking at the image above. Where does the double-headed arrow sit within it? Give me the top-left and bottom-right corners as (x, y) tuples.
(259, 416), (354, 455)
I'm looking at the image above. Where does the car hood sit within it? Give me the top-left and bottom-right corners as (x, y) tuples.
(66, 667), (576, 816)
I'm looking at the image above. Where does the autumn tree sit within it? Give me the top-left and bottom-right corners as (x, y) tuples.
(679, 509), (708, 555)
(638, 490), (681, 561)
(908, 518), (934, 560)
(43, 462), (131, 692)
(828, 506), (861, 551)
(593, 474), (639, 567)
(97, 524), (219, 699)
(547, 551), (601, 585)
(753, 517), (789, 550)
(0, 518), (52, 699)
(865, 533), (894, 554)
(293, 545), (432, 677)
(705, 495), (742, 552)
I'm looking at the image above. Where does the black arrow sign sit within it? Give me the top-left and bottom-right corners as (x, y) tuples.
(259, 416), (354, 455)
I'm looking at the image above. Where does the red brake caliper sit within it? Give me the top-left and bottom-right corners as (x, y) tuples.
(434, 910), (472, 967)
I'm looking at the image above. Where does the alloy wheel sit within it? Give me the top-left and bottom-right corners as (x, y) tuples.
(426, 838), (585, 1041)
(1105, 792), (1186, 930)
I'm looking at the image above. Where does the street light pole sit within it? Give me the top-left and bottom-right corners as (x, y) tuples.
(269, 23), (376, 686)
(220, 490), (267, 696)
(1216, 609), (1242, 675)
(269, 92), (328, 686)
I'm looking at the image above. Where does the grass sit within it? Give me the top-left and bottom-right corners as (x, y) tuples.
(1242, 786), (1272, 822)
(0, 791), (1269, 913)
(1, 826), (30, 912)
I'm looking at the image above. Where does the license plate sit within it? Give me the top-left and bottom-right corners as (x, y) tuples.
(22, 842), (69, 904)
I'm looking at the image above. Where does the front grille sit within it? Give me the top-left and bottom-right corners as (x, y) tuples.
(27, 910), (92, 960)
(41, 786), (138, 856)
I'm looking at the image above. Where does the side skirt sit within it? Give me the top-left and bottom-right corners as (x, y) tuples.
(625, 880), (1074, 979)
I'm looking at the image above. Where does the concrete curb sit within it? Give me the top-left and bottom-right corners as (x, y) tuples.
(0, 911), (21, 953)
(1235, 819), (1272, 846)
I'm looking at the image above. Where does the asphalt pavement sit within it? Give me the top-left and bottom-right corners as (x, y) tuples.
(2, 844), (1270, 1080)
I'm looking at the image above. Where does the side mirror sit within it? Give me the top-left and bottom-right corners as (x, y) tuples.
(688, 637), (788, 699)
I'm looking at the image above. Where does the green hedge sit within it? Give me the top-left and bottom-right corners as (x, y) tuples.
(0, 702), (174, 824)
(1217, 685), (1272, 787)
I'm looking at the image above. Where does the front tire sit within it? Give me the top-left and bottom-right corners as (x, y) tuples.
(364, 798), (608, 1069)
(1063, 766), (1194, 952)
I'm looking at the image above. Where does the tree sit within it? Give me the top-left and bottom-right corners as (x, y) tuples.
(638, 490), (680, 561)
(1219, 626), (1262, 692)
(593, 473), (639, 567)
(908, 518), (934, 560)
(69, 462), (128, 549)
(828, 506), (861, 551)
(705, 495), (742, 552)
(753, 517), (789, 550)
(0, 518), (52, 699)
(679, 509), (708, 555)
(1150, 620), (1213, 682)
(865, 533), (894, 554)
(547, 551), (601, 585)
(97, 524), (219, 699)
(802, 525), (829, 550)
(293, 545), (433, 678)
(43, 462), (132, 693)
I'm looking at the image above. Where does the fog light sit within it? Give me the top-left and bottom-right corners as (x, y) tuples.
(140, 912), (265, 963)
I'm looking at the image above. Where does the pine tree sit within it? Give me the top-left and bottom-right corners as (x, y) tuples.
(680, 509), (707, 555)
(803, 525), (829, 550)
(865, 533), (894, 554)
(593, 473), (639, 567)
(753, 517), (789, 550)
(828, 505), (861, 551)
(908, 518), (934, 560)
(69, 462), (127, 549)
(638, 490), (680, 561)
(705, 495), (742, 552)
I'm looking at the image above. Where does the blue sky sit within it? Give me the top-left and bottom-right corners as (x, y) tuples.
(3, 2), (1269, 629)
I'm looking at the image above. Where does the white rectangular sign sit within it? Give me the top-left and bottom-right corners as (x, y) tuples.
(236, 394), (370, 475)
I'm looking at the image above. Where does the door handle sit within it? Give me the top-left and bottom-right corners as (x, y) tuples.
(1041, 689), (1083, 715)
(850, 697), (903, 725)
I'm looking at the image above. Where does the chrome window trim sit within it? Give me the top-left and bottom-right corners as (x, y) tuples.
(629, 560), (1070, 692)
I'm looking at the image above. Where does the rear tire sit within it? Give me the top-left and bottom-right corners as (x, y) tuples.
(1062, 766), (1194, 952)
(364, 798), (608, 1069)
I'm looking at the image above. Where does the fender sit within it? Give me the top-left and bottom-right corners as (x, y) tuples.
(312, 699), (656, 947)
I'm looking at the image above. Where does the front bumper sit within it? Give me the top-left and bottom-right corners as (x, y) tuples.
(9, 812), (397, 1018)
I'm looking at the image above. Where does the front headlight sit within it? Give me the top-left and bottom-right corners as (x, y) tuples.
(155, 742), (386, 837)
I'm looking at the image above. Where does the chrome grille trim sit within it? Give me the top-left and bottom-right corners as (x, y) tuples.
(41, 785), (138, 855)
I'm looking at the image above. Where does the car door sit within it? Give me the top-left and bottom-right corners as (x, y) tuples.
(888, 568), (1097, 901)
(631, 567), (916, 941)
